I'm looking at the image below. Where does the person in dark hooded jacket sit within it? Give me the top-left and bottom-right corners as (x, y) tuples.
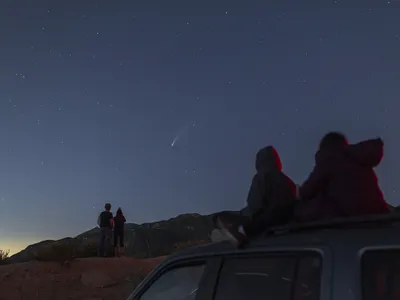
(295, 132), (390, 221)
(215, 145), (297, 247)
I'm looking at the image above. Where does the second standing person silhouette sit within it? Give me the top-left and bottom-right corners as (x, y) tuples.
(113, 207), (126, 257)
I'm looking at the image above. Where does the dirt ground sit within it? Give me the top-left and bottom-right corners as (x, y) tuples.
(0, 256), (165, 300)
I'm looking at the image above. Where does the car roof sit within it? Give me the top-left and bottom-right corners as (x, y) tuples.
(129, 213), (400, 300)
(167, 212), (400, 261)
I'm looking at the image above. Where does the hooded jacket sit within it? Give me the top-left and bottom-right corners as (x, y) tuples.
(298, 138), (389, 219)
(245, 146), (296, 222)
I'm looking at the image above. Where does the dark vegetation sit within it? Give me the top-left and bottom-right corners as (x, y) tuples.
(0, 249), (9, 264)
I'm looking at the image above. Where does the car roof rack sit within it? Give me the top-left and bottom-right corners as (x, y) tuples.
(265, 212), (400, 236)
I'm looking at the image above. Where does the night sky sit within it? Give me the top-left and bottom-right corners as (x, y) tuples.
(1, 0), (400, 254)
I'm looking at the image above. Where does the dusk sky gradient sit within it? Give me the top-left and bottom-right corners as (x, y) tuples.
(1, 0), (400, 254)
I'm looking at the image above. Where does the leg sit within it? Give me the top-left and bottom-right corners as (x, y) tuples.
(242, 214), (267, 237)
(244, 203), (295, 237)
(98, 228), (105, 257)
(215, 212), (248, 248)
(113, 231), (119, 257)
(119, 232), (125, 256)
(103, 228), (112, 257)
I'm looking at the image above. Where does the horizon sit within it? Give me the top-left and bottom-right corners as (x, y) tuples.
(1, 0), (400, 256)
(5, 210), (214, 255)
(7, 205), (400, 256)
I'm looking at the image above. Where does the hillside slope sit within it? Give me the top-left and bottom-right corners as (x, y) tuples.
(0, 257), (164, 300)
(6, 213), (216, 264)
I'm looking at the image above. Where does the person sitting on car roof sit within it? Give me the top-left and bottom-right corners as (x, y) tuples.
(295, 132), (390, 222)
(215, 145), (297, 247)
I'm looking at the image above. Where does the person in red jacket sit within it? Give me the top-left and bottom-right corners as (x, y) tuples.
(113, 207), (126, 257)
(295, 132), (390, 221)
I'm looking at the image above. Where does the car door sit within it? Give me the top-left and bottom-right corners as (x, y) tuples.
(127, 257), (221, 300)
(212, 250), (323, 300)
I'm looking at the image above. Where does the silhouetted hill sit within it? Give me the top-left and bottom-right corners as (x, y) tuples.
(7, 206), (400, 264)
(6, 213), (217, 264)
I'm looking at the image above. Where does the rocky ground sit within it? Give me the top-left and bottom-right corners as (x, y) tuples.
(0, 256), (165, 300)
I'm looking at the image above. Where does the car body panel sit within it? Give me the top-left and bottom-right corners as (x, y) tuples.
(127, 218), (400, 300)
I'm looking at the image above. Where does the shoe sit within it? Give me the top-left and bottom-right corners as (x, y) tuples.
(216, 216), (247, 248)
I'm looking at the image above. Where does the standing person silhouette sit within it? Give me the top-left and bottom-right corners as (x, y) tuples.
(97, 203), (114, 257)
(113, 207), (126, 257)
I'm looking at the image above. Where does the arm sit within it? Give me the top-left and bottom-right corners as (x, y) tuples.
(109, 215), (114, 228)
(299, 161), (329, 201)
(123, 216), (126, 223)
(246, 174), (267, 219)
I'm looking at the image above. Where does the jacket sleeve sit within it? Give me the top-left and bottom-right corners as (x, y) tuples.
(246, 174), (267, 218)
(300, 160), (329, 201)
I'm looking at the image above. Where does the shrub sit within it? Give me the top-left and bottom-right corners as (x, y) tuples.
(0, 249), (10, 264)
(34, 243), (77, 262)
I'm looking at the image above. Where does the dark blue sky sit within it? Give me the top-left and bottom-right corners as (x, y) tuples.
(1, 0), (400, 253)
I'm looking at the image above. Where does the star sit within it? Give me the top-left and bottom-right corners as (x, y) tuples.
(1, 0), (400, 256)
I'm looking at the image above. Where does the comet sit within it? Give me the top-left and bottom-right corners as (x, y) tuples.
(170, 121), (196, 147)
(171, 135), (179, 147)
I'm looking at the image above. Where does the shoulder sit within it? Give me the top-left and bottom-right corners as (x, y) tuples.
(280, 171), (295, 185)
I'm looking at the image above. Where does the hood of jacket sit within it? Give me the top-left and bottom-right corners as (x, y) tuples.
(255, 146), (282, 173)
(315, 138), (384, 168)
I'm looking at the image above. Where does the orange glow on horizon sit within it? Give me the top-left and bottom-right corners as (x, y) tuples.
(1, 237), (47, 256)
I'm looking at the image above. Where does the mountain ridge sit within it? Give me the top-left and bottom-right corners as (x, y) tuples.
(6, 212), (219, 264)
(6, 206), (399, 264)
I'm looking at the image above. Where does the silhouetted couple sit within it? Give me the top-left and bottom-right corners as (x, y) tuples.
(215, 132), (390, 247)
(97, 203), (126, 257)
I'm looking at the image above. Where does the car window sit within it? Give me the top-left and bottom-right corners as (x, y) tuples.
(294, 255), (322, 300)
(214, 253), (322, 300)
(139, 264), (205, 300)
(362, 250), (400, 300)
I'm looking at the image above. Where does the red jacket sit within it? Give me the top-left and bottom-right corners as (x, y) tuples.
(298, 138), (389, 220)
